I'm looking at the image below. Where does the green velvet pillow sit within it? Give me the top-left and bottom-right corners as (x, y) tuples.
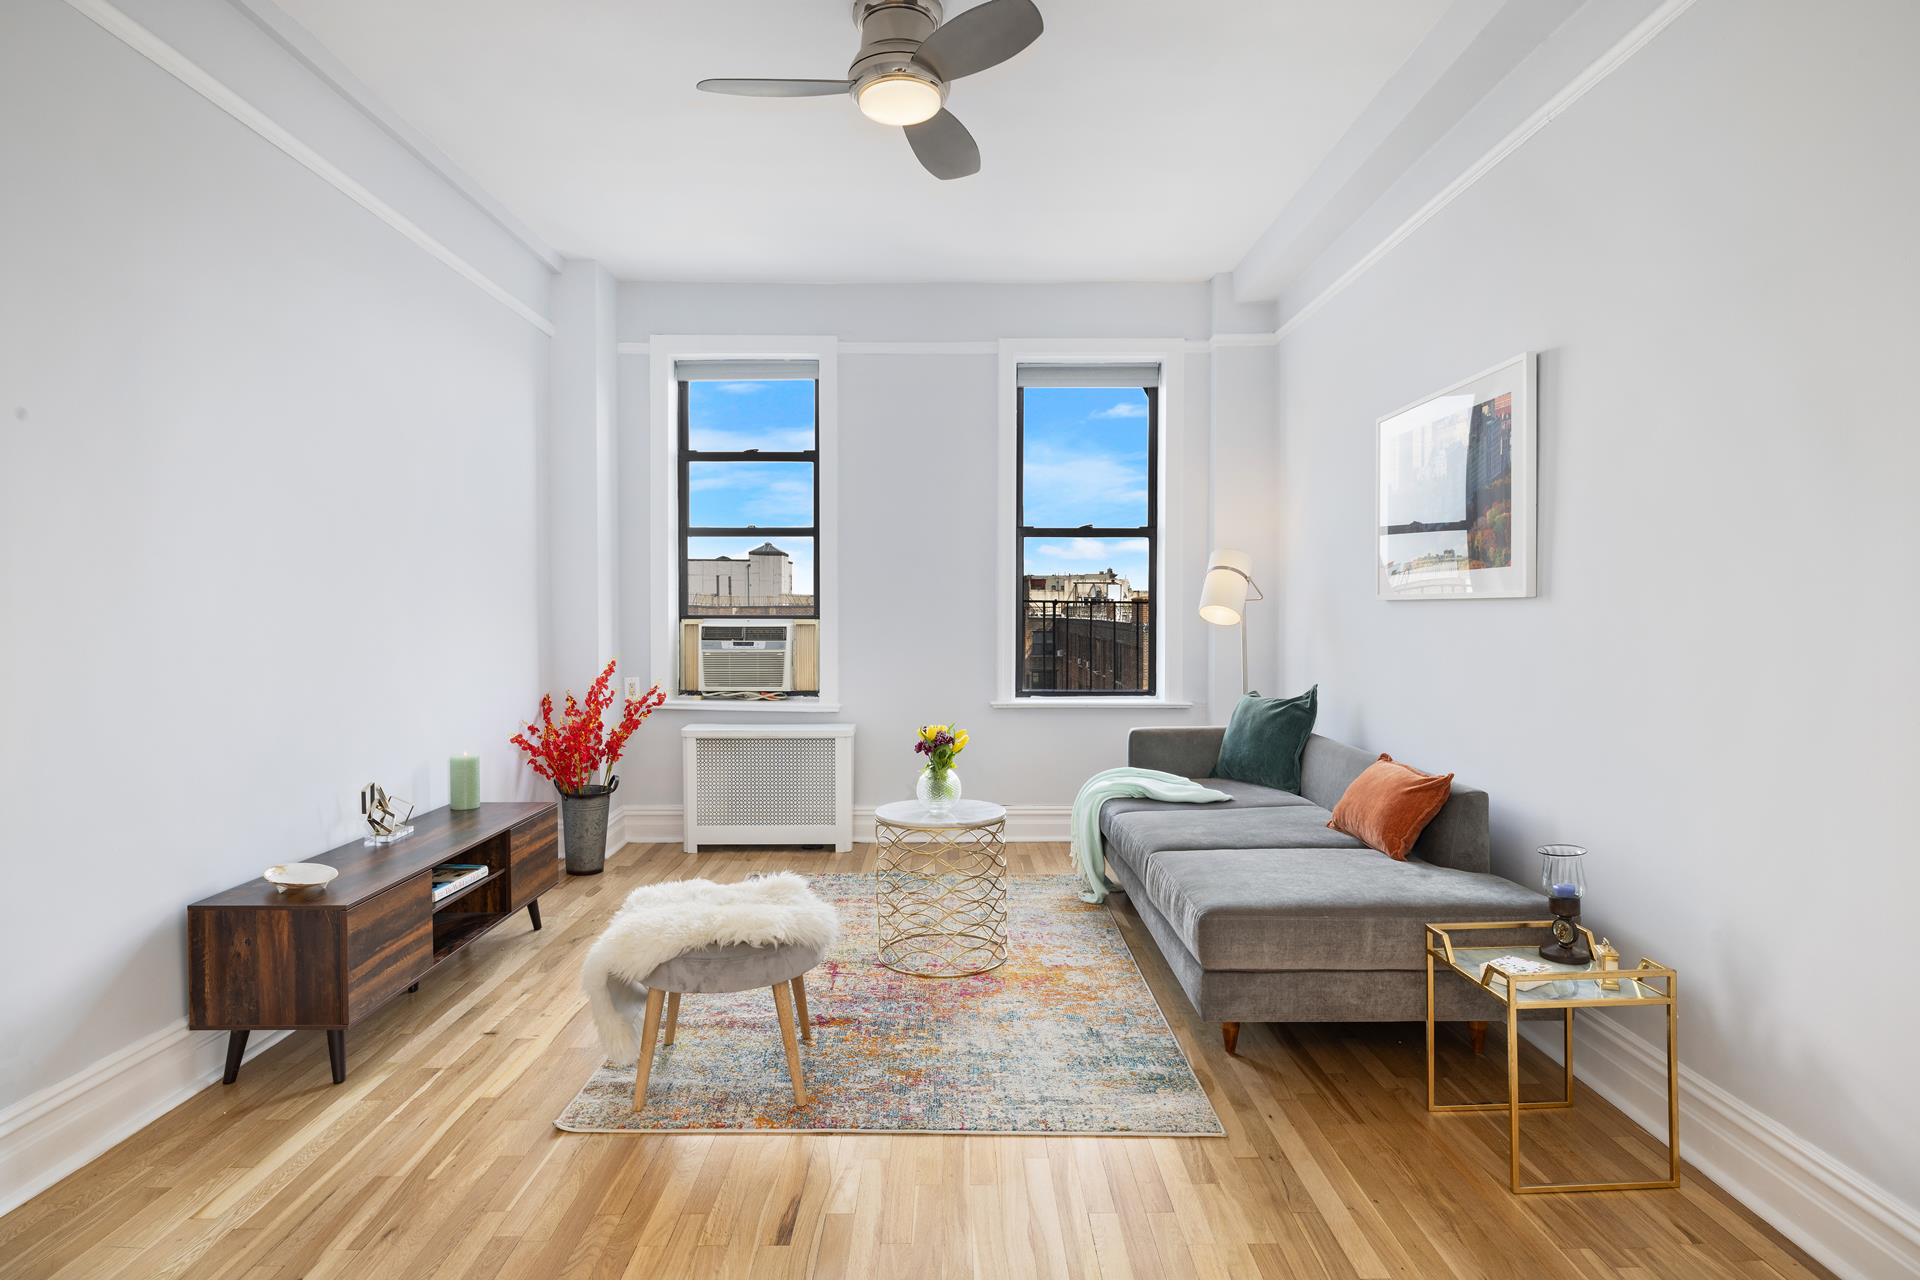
(1213, 686), (1318, 794)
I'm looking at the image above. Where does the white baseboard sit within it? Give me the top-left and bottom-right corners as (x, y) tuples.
(609, 803), (682, 847)
(0, 1020), (290, 1218)
(611, 803), (1073, 851)
(1525, 1015), (1920, 1277)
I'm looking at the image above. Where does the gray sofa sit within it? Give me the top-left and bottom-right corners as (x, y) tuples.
(1103, 727), (1544, 1052)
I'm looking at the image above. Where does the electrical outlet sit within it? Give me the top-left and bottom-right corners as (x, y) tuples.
(623, 677), (642, 700)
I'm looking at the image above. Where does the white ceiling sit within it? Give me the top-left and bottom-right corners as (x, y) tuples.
(268, 0), (1449, 283)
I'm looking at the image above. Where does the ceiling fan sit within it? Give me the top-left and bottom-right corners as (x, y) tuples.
(696, 0), (1044, 180)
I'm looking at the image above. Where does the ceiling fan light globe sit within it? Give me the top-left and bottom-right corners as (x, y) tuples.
(857, 73), (943, 126)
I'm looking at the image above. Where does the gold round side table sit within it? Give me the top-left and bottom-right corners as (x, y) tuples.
(873, 799), (1009, 977)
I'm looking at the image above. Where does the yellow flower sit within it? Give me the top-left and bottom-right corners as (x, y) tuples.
(920, 724), (947, 742)
(953, 730), (969, 755)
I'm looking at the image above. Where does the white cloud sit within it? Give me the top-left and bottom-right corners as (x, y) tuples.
(687, 426), (815, 452)
(1091, 401), (1147, 419)
(1021, 442), (1148, 524)
(1033, 537), (1148, 561)
(710, 381), (764, 395)
(687, 466), (813, 522)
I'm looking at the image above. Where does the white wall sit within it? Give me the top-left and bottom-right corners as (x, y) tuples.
(1268, 0), (1919, 1257)
(0, 0), (550, 1188)
(607, 282), (1279, 822)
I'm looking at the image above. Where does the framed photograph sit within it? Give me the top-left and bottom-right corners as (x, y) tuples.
(1375, 353), (1536, 600)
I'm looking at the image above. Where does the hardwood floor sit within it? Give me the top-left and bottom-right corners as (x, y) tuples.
(0, 843), (1824, 1280)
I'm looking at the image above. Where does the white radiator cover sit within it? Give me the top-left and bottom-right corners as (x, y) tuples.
(680, 723), (855, 852)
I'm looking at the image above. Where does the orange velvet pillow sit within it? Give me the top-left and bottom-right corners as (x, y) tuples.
(1327, 753), (1454, 860)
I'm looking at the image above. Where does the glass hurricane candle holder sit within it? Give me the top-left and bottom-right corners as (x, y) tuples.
(1540, 844), (1588, 900)
(1537, 843), (1593, 965)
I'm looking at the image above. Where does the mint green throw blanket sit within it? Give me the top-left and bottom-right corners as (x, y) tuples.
(1071, 767), (1231, 903)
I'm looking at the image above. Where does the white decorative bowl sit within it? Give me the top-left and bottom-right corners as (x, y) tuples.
(265, 862), (338, 893)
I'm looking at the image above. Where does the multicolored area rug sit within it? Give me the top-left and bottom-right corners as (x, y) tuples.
(554, 874), (1223, 1135)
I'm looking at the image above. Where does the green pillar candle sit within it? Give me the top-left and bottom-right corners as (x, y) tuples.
(449, 753), (481, 811)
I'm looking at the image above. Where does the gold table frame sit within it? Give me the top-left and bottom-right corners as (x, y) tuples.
(874, 803), (1008, 977)
(1425, 920), (1680, 1194)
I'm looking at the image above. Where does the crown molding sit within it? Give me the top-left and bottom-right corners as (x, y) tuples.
(618, 335), (1278, 358)
(1204, 332), (1281, 349)
(840, 340), (997, 355)
(225, 0), (562, 273)
(1272, 0), (1700, 343)
(60, 0), (555, 336)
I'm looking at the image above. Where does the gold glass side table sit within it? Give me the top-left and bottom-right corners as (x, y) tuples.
(874, 799), (1008, 977)
(1425, 921), (1679, 1194)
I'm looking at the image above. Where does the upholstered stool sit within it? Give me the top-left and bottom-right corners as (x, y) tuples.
(583, 873), (839, 1113)
(609, 938), (827, 1109)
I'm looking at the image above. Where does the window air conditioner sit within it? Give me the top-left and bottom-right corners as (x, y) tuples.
(695, 621), (795, 692)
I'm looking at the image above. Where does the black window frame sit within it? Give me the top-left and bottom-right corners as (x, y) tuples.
(677, 376), (821, 626)
(1014, 382), (1158, 697)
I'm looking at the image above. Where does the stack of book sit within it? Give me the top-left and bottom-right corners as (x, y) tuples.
(431, 863), (490, 904)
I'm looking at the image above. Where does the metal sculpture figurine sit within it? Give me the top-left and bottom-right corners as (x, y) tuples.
(360, 782), (415, 845)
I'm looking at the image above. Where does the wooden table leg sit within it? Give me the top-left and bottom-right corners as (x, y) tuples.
(222, 1030), (249, 1085)
(327, 1030), (347, 1085)
(772, 981), (808, 1106)
(632, 988), (666, 1111)
(664, 991), (681, 1046)
(791, 974), (812, 1043)
(527, 899), (542, 931)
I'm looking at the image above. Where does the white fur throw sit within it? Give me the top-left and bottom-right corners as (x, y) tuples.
(581, 873), (839, 1064)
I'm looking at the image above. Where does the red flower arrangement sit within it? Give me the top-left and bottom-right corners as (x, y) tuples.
(510, 660), (665, 796)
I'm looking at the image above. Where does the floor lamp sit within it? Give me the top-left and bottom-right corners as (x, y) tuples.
(1198, 548), (1264, 695)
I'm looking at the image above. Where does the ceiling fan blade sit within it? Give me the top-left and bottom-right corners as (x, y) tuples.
(904, 109), (981, 180)
(912, 0), (1043, 81)
(696, 78), (851, 97)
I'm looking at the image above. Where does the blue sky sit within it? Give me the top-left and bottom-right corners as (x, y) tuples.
(687, 379), (816, 529)
(683, 379), (1152, 596)
(687, 379), (816, 454)
(1022, 386), (1151, 591)
(687, 380), (817, 593)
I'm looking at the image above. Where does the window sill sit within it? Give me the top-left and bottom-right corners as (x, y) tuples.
(660, 697), (842, 714)
(989, 698), (1193, 710)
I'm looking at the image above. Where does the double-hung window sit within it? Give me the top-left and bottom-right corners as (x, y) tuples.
(1015, 364), (1159, 696)
(676, 360), (819, 695)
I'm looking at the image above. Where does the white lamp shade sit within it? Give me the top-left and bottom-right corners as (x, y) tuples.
(1198, 548), (1253, 626)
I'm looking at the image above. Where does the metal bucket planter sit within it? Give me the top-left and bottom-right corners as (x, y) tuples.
(559, 777), (619, 875)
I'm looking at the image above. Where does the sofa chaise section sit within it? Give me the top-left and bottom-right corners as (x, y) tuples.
(1103, 728), (1544, 1051)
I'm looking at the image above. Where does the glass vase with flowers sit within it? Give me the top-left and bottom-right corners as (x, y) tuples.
(912, 723), (969, 818)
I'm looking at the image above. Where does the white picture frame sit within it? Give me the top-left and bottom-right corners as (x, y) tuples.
(1375, 353), (1537, 600)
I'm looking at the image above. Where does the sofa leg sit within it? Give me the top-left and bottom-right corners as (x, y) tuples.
(1468, 1020), (1488, 1056)
(1221, 1022), (1240, 1056)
